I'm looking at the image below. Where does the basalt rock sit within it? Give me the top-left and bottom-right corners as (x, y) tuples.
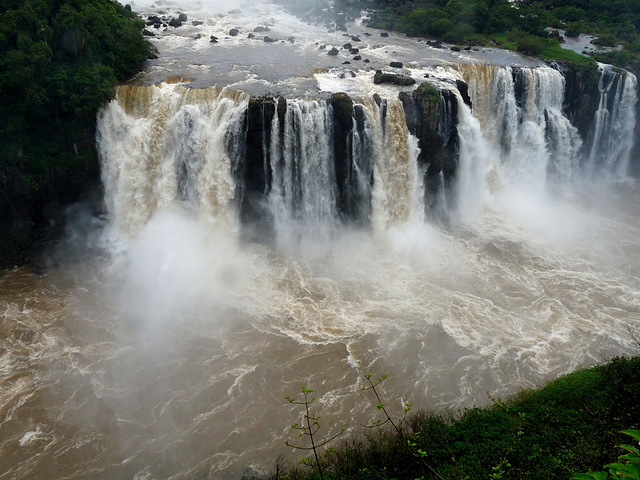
(400, 82), (461, 215)
(331, 93), (356, 218)
(374, 70), (416, 86)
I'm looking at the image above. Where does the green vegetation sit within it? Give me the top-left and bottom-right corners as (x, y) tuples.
(0, 0), (154, 215)
(366, 0), (640, 75)
(277, 355), (640, 480)
(572, 429), (640, 480)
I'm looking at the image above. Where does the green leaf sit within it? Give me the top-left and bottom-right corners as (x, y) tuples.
(571, 471), (609, 480)
(622, 430), (640, 443)
(619, 445), (640, 455)
(618, 452), (640, 462)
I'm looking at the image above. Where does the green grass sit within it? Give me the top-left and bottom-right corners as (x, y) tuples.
(275, 356), (640, 480)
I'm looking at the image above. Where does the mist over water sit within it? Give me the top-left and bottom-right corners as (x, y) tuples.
(2, 1), (640, 479)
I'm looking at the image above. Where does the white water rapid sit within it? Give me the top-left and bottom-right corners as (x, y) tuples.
(1, 1), (639, 479)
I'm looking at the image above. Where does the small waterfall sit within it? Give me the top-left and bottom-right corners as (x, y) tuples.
(460, 64), (582, 192)
(453, 93), (490, 225)
(366, 98), (424, 233)
(461, 64), (519, 158)
(589, 65), (638, 178)
(268, 99), (338, 247)
(346, 104), (375, 224)
(97, 84), (248, 237)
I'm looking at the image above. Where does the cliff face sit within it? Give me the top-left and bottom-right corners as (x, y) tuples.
(0, 129), (101, 271)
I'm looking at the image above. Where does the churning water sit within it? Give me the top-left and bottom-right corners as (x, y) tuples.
(1, 1), (639, 479)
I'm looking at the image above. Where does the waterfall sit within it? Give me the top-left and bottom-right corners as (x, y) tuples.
(97, 83), (248, 237)
(96, 64), (638, 242)
(346, 104), (375, 225)
(588, 65), (638, 178)
(268, 98), (338, 247)
(453, 93), (491, 225)
(366, 98), (424, 233)
(459, 64), (582, 193)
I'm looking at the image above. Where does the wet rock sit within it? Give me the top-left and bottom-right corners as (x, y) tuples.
(331, 92), (357, 218)
(373, 93), (382, 106)
(288, 36), (295, 43)
(374, 70), (416, 86)
(353, 55), (361, 60)
(548, 30), (565, 43)
(450, 46), (461, 52)
(143, 29), (155, 36)
(427, 40), (444, 48)
(192, 20), (204, 26)
(327, 47), (340, 55)
(169, 18), (182, 27)
(210, 35), (218, 43)
(319, 44), (326, 50)
(350, 48), (359, 54)
(390, 61), (403, 68)
(263, 36), (277, 43)
(253, 26), (270, 32)
(178, 13), (187, 22)
(351, 35), (361, 42)
(247, 33), (255, 39)
(146, 15), (161, 25)
(380, 32), (389, 37)
(363, 59), (370, 63)
(342, 43), (352, 49)
(229, 28), (239, 36)
(343, 61), (351, 64)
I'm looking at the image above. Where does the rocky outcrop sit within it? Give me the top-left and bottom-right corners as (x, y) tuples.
(374, 70), (416, 86)
(401, 82), (460, 215)
(331, 93), (357, 219)
(552, 62), (600, 142)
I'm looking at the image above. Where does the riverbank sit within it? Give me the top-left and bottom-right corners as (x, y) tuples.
(273, 354), (640, 480)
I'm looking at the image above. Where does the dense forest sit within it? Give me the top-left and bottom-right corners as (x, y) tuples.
(0, 0), (154, 266)
(355, 0), (640, 73)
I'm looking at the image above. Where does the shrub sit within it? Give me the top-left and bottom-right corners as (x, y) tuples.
(516, 35), (547, 55)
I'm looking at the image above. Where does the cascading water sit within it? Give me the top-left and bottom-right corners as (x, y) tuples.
(269, 99), (338, 247)
(459, 65), (582, 193)
(97, 84), (249, 236)
(588, 65), (638, 178)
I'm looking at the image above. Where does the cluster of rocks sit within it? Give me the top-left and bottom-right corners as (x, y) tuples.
(145, 12), (188, 31)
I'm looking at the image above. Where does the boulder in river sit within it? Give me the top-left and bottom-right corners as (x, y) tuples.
(374, 70), (416, 86)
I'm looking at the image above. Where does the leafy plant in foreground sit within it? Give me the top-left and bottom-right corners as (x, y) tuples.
(363, 373), (444, 480)
(285, 386), (345, 480)
(571, 429), (640, 480)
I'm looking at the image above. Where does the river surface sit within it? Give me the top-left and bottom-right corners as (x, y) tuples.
(1, 1), (640, 479)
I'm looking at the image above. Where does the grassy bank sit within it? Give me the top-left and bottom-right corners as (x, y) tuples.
(275, 355), (640, 480)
